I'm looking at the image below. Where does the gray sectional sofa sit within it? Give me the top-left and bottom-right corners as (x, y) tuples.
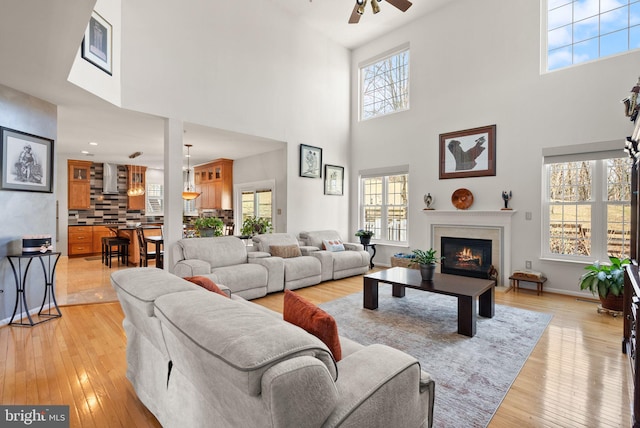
(111, 267), (435, 428)
(172, 231), (370, 299)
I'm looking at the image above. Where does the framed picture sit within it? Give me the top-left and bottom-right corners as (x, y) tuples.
(324, 164), (344, 195)
(299, 144), (322, 178)
(81, 10), (112, 75)
(0, 127), (54, 193)
(439, 125), (496, 179)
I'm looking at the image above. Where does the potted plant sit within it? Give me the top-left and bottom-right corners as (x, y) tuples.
(579, 256), (630, 312)
(355, 229), (374, 245)
(193, 216), (224, 238)
(410, 248), (444, 281)
(241, 216), (273, 237)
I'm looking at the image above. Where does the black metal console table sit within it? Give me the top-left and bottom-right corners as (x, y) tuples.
(7, 251), (62, 326)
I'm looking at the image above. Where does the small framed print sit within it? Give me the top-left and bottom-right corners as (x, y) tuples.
(0, 127), (54, 193)
(439, 125), (496, 179)
(324, 165), (344, 196)
(299, 144), (322, 178)
(81, 10), (113, 75)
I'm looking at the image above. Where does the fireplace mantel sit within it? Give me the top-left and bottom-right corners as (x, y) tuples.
(424, 209), (516, 288)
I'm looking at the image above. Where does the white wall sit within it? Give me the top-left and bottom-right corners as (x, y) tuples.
(0, 84), (57, 323)
(119, 0), (351, 237)
(350, 0), (640, 295)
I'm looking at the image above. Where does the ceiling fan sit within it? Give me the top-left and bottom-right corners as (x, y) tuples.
(349, 0), (412, 24)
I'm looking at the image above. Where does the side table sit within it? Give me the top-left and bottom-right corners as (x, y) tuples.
(363, 243), (377, 269)
(508, 273), (547, 296)
(7, 252), (62, 326)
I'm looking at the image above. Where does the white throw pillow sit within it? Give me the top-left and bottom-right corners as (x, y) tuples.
(323, 239), (345, 252)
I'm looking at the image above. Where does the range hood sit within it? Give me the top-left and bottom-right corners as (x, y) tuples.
(103, 163), (119, 194)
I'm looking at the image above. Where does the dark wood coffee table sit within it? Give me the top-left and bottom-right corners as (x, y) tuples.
(363, 267), (495, 337)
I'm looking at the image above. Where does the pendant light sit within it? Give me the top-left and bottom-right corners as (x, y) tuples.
(127, 151), (145, 196)
(182, 144), (200, 200)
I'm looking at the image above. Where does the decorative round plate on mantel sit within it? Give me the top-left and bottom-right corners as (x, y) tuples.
(451, 188), (473, 210)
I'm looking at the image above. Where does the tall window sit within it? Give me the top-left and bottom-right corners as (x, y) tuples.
(360, 172), (408, 243)
(146, 183), (163, 215)
(546, 0), (640, 71)
(360, 47), (410, 120)
(543, 154), (631, 261)
(241, 189), (273, 224)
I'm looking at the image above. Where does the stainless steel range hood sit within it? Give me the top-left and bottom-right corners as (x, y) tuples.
(103, 163), (119, 194)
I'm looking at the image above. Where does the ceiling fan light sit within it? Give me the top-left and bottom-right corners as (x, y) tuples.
(357, 0), (367, 15)
(371, 0), (380, 14)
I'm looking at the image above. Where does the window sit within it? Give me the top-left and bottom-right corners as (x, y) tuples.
(360, 47), (409, 120)
(241, 189), (273, 224)
(146, 183), (163, 215)
(543, 154), (631, 261)
(360, 171), (408, 243)
(546, 0), (640, 71)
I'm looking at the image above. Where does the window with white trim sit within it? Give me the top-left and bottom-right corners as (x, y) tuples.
(360, 47), (409, 120)
(241, 189), (273, 225)
(146, 183), (163, 215)
(543, 152), (631, 261)
(359, 171), (408, 243)
(546, 0), (640, 71)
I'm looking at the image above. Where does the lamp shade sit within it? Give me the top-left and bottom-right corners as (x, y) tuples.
(182, 190), (200, 200)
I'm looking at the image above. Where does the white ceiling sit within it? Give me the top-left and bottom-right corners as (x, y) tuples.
(0, 0), (449, 170)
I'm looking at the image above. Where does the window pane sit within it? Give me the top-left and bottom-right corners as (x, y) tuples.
(548, 45), (574, 70)
(632, 24), (640, 47)
(574, 0), (599, 21)
(632, 1), (640, 25)
(601, 6), (629, 34)
(607, 204), (631, 258)
(363, 178), (382, 205)
(607, 158), (632, 201)
(549, 0), (573, 10)
(364, 206), (381, 239)
(360, 50), (409, 120)
(257, 190), (272, 223)
(549, 25), (573, 49)
(387, 206), (407, 242)
(241, 191), (255, 222)
(549, 3), (574, 29)
(549, 204), (591, 256)
(601, 28), (629, 55)
(387, 174), (408, 206)
(574, 16), (599, 42)
(574, 37), (599, 62)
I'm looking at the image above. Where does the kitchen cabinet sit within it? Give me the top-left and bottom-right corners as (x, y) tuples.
(194, 159), (233, 210)
(68, 226), (93, 256)
(68, 160), (92, 210)
(92, 225), (114, 254)
(127, 165), (147, 211)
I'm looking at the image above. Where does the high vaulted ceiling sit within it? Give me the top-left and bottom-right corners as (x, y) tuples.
(0, 0), (449, 170)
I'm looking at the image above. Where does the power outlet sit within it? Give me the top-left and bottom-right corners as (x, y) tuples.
(525, 260), (532, 269)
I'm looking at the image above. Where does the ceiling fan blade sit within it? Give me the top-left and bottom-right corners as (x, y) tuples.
(385, 0), (412, 12)
(348, 3), (361, 24)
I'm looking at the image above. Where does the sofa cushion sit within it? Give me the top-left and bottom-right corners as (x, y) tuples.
(300, 230), (343, 251)
(154, 290), (337, 396)
(183, 276), (228, 298)
(283, 290), (342, 361)
(179, 236), (247, 268)
(323, 239), (345, 252)
(270, 244), (302, 258)
(252, 233), (300, 254)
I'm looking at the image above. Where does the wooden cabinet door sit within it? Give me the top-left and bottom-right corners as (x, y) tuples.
(68, 160), (92, 209)
(92, 226), (114, 254)
(68, 226), (93, 256)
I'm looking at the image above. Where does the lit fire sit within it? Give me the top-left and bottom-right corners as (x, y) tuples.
(455, 247), (482, 266)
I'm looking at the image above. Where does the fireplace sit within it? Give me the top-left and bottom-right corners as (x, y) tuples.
(441, 237), (492, 279)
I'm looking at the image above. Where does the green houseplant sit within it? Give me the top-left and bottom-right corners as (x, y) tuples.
(355, 229), (374, 245)
(579, 256), (630, 311)
(241, 216), (272, 237)
(410, 248), (444, 281)
(193, 216), (224, 238)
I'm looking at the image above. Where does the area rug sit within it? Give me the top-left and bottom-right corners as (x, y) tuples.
(319, 286), (552, 428)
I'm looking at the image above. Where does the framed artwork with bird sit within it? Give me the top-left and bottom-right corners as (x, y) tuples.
(439, 125), (496, 179)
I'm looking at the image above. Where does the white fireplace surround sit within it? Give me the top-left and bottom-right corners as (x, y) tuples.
(424, 210), (516, 287)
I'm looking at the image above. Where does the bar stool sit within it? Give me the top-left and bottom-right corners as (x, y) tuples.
(102, 236), (130, 268)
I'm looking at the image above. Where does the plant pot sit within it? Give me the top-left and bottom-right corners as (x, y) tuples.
(199, 228), (216, 238)
(420, 263), (436, 281)
(359, 236), (371, 245)
(599, 293), (624, 312)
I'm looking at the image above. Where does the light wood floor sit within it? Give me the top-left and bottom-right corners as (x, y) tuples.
(0, 257), (632, 427)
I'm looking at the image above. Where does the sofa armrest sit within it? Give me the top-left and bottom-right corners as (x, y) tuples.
(344, 242), (364, 251)
(327, 344), (434, 428)
(173, 259), (211, 277)
(310, 251), (333, 282)
(249, 256), (285, 293)
(261, 356), (338, 428)
(247, 251), (272, 259)
(300, 245), (320, 256)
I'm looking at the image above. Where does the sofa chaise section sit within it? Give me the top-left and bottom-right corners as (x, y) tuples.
(299, 230), (370, 281)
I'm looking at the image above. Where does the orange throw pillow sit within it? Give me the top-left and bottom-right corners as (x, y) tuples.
(283, 290), (342, 361)
(184, 276), (228, 298)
